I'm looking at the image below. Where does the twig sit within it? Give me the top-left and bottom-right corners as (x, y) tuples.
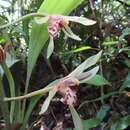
(78, 91), (125, 110)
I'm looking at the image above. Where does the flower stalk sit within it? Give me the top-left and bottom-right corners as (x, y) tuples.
(0, 12), (48, 29)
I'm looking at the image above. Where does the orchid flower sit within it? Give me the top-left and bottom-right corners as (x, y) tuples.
(40, 51), (102, 114)
(39, 51), (102, 130)
(35, 15), (96, 58)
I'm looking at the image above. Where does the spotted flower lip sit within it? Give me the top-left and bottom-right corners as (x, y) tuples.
(56, 77), (79, 106)
(35, 14), (96, 58)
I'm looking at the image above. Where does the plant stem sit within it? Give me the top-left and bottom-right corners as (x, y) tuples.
(100, 61), (104, 104)
(1, 62), (15, 123)
(0, 76), (11, 130)
(100, 0), (104, 105)
(0, 12), (48, 29)
(4, 87), (52, 101)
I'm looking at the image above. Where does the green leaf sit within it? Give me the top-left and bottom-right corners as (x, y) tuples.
(84, 74), (111, 86)
(110, 116), (130, 130)
(69, 105), (83, 130)
(96, 104), (110, 121)
(120, 72), (130, 91)
(21, 96), (42, 130)
(68, 51), (102, 78)
(0, 17), (10, 42)
(124, 59), (130, 68)
(82, 118), (101, 130)
(0, 53), (19, 76)
(67, 118), (100, 130)
(103, 41), (118, 46)
(62, 46), (91, 55)
(118, 116), (130, 130)
(1, 62), (16, 123)
(39, 87), (57, 115)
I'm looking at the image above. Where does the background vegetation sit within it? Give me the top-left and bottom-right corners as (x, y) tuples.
(0, 0), (130, 130)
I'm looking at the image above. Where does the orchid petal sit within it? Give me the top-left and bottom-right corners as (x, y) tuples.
(62, 26), (81, 41)
(69, 105), (83, 130)
(68, 51), (102, 78)
(40, 125), (45, 130)
(39, 87), (57, 115)
(47, 36), (54, 59)
(78, 66), (99, 83)
(35, 16), (49, 24)
(65, 16), (96, 26)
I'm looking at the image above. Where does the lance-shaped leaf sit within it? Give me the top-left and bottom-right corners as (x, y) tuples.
(69, 105), (83, 130)
(65, 16), (96, 26)
(39, 87), (57, 115)
(86, 74), (111, 86)
(68, 51), (102, 78)
(78, 66), (99, 83)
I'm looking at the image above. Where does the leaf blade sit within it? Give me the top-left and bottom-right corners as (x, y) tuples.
(84, 74), (111, 86)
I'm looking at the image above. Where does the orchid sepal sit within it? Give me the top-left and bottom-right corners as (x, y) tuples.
(35, 16), (49, 24)
(65, 16), (96, 26)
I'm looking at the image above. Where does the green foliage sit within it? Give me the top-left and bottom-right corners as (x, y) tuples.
(110, 116), (130, 130)
(120, 72), (130, 91)
(96, 105), (110, 121)
(0, 0), (130, 130)
(1, 63), (15, 123)
(62, 46), (92, 55)
(82, 118), (101, 130)
(85, 74), (111, 86)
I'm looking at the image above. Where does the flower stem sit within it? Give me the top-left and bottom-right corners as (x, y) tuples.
(4, 87), (52, 101)
(0, 12), (48, 29)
